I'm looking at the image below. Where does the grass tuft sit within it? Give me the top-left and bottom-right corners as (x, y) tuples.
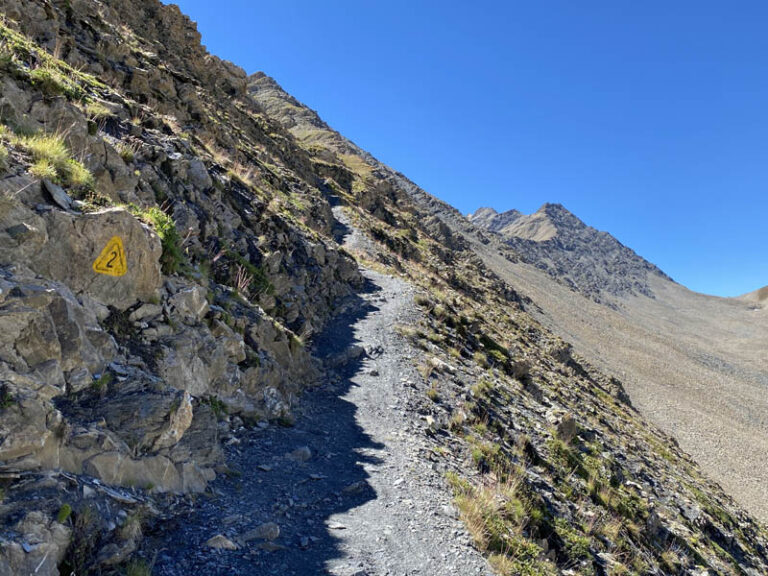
(14, 132), (93, 190)
(124, 558), (152, 576)
(128, 205), (185, 274)
(56, 503), (73, 524)
(30, 158), (57, 180)
(84, 101), (111, 120)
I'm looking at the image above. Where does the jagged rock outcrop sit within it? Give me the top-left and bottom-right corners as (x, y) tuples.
(468, 203), (672, 301)
(465, 206), (523, 234)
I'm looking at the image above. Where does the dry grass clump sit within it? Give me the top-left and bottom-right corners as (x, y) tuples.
(2, 129), (93, 189)
(446, 471), (556, 576)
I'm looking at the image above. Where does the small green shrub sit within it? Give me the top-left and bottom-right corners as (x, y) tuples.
(202, 396), (228, 421)
(0, 383), (14, 409)
(56, 503), (73, 524)
(226, 250), (272, 296)
(555, 518), (591, 561)
(64, 158), (93, 188)
(59, 506), (99, 574)
(91, 372), (113, 393)
(473, 350), (489, 368)
(488, 348), (508, 365)
(130, 206), (184, 274)
(613, 489), (648, 521)
(117, 142), (135, 163)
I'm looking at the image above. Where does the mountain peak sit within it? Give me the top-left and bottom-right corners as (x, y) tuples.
(538, 202), (576, 218)
(469, 206), (497, 218)
(467, 207), (522, 234)
(469, 202), (670, 299)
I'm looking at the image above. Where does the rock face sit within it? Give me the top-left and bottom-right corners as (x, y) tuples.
(31, 208), (163, 310)
(468, 203), (672, 301)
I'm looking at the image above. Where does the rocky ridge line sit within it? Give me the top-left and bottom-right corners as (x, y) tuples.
(468, 204), (673, 302)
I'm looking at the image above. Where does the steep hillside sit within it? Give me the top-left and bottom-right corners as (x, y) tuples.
(467, 205), (768, 525)
(0, 2), (766, 575)
(468, 205), (671, 302)
(249, 74), (768, 575)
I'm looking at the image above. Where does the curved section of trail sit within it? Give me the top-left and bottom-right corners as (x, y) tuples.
(144, 213), (492, 575)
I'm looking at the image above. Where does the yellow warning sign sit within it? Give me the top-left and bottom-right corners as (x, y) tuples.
(93, 236), (127, 277)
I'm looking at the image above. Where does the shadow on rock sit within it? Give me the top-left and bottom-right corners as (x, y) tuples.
(142, 278), (386, 575)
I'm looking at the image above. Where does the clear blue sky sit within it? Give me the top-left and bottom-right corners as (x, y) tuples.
(170, 0), (767, 297)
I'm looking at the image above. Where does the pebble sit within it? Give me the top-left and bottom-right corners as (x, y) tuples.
(288, 446), (312, 462)
(241, 522), (280, 542)
(205, 534), (239, 550)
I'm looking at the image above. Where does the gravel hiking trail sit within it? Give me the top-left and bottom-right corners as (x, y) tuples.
(142, 210), (492, 575)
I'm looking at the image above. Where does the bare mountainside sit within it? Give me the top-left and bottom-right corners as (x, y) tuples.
(1, 2), (768, 574)
(468, 206), (768, 521)
(740, 286), (768, 306)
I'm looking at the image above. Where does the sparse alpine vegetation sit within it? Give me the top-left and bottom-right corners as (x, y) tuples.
(0, 2), (765, 576)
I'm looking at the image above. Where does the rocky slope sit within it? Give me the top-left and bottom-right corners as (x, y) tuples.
(250, 72), (768, 575)
(0, 1), (766, 575)
(468, 205), (671, 302)
(467, 203), (768, 525)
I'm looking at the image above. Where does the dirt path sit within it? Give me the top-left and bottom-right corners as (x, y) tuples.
(142, 212), (491, 575)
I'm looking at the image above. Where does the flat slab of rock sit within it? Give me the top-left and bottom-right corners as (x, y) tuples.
(42, 179), (73, 211)
(240, 522), (280, 542)
(206, 534), (238, 550)
(286, 446), (312, 462)
(31, 207), (162, 310)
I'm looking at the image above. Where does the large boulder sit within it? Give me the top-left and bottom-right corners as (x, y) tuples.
(29, 208), (162, 310)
